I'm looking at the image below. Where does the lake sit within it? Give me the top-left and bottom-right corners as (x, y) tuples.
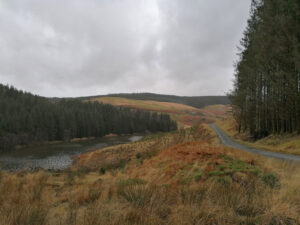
(0, 135), (143, 171)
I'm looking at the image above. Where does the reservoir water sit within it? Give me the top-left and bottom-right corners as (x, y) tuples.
(0, 135), (142, 171)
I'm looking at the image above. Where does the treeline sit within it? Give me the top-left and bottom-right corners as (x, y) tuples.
(0, 84), (177, 151)
(81, 93), (230, 109)
(230, 0), (300, 138)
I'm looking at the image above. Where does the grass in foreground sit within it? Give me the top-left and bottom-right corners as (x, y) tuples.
(0, 124), (299, 225)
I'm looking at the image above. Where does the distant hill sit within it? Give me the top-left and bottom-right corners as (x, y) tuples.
(88, 96), (231, 127)
(81, 93), (230, 109)
(55, 92), (230, 127)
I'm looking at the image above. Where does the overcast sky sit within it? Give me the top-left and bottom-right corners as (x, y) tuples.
(0, 0), (251, 97)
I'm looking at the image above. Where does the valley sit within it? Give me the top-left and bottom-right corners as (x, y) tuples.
(0, 92), (299, 225)
(1, 0), (299, 224)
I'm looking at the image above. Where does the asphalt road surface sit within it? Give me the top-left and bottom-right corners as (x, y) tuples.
(209, 124), (300, 162)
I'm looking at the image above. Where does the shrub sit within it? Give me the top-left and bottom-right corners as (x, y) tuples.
(216, 164), (226, 170)
(250, 168), (262, 176)
(136, 153), (141, 159)
(262, 173), (280, 188)
(207, 170), (226, 177)
(216, 176), (231, 185)
(194, 173), (203, 182)
(182, 176), (193, 185)
(137, 158), (144, 166)
(221, 154), (234, 162)
(229, 160), (248, 172)
(99, 167), (106, 175)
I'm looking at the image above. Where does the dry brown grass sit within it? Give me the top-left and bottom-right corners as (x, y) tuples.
(1, 169), (298, 225)
(0, 124), (299, 225)
(88, 97), (230, 127)
(74, 125), (209, 171)
(88, 97), (202, 114)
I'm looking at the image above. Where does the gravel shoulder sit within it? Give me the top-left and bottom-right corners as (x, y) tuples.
(209, 124), (300, 162)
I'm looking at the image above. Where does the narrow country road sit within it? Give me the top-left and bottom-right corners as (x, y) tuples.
(209, 124), (300, 162)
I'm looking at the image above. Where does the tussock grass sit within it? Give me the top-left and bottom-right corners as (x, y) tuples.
(0, 124), (299, 225)
(0, 164), (299, 225)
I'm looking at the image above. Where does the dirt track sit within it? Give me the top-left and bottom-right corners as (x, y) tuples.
(209, 124), (300, 162)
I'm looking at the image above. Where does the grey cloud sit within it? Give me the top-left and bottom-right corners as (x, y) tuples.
(0, 0), (251, 97)
(157, 0), (251, 95)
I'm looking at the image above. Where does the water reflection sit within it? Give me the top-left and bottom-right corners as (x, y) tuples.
(0, 135), (142, 171)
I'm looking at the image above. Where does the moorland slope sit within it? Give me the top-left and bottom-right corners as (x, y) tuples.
(80, 93), (230, 109)
(88, 96), (230, 127)
(1, 124), (299, 225)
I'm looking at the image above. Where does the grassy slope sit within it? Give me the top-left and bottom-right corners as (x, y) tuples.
(88, 97), (201, 114)
(216, 118), (300, 156)
(88, 97), (230, 127)
(79, 93), (230, 109)
(0, 124), (299, 225)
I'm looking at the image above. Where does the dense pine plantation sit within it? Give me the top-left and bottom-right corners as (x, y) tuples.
(230, 0), (300, 138)
(0, 84), (177, 151)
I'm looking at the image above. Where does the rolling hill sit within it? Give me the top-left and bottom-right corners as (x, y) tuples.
(87, 96), (231, 127)
(80, 93), (230, 109)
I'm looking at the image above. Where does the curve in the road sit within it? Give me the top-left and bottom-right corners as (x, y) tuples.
(209, 124), (300, 162)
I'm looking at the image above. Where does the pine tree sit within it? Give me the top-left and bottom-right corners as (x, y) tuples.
(0, 84), (177, 151)
(230, 0), (300, 137)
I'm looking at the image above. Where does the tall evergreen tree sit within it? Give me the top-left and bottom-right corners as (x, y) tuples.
(230, 0), (300, 137)
(0, 84), (177, 151)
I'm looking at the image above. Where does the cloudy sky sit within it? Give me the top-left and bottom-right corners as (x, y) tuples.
(0, 0), (251, 97)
